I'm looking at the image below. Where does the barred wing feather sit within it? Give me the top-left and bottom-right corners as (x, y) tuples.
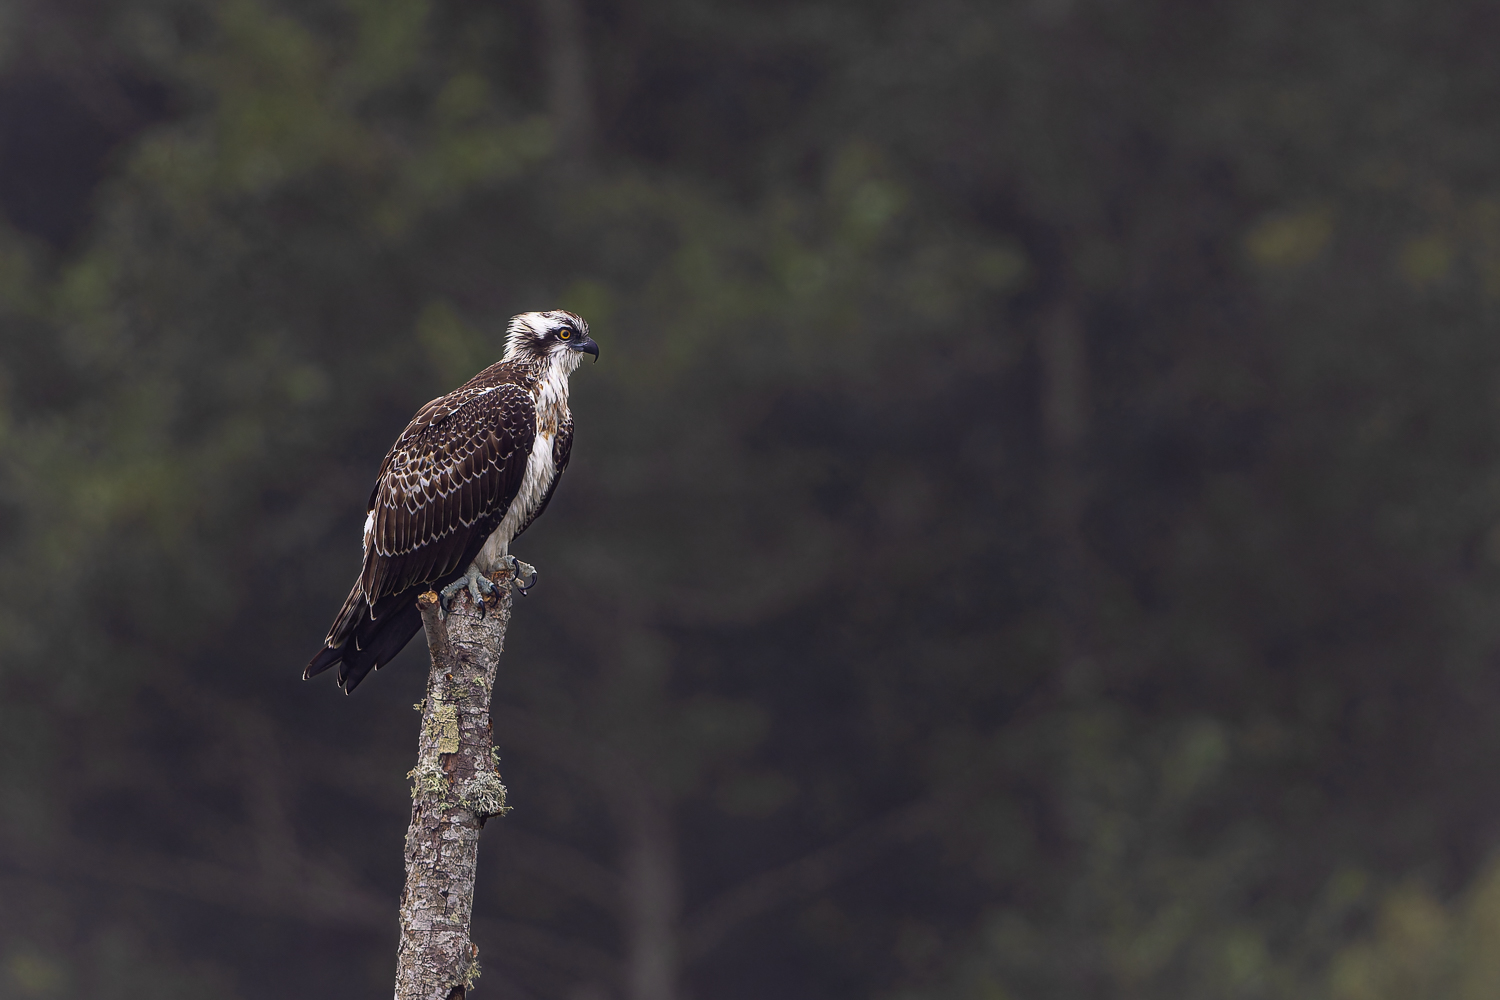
(359, 382), (536, 607)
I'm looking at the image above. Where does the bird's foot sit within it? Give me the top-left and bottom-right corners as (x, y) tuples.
(500, 555), (538, 596)
(439, 565), (497, 618)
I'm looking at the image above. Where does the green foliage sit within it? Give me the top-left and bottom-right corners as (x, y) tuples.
(1305, 860), (1500, 1000)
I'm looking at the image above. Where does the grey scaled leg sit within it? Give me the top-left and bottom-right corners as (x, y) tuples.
(439, 563), (497, 618)
(501, 555), (538, 596)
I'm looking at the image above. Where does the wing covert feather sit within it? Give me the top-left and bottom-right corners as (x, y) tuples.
(359, 382), (536, 603)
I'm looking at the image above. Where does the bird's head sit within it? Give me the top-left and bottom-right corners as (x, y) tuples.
(503, 310), (599, 373)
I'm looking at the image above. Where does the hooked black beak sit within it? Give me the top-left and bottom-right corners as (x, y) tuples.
(575, 336), (599, 361)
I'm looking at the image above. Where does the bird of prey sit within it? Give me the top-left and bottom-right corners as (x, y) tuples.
(305, 310), (598, 693)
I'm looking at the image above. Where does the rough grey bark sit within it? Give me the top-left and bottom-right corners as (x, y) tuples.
(394, 579), (513, 1000)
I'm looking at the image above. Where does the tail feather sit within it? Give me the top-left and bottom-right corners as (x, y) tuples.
(325, 583), (368, 649)
(305, 583), (430, 693)
(337, 599), (424, 693)
(304, 643), (345, 680)
(304, 582), (369, 680)
(335, 644), (376, 693)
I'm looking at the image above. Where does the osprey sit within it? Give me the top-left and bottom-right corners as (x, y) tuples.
(305, 310), (598, 693)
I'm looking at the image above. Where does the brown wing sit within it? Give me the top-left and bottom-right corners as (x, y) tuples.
(358, 381), (536, 603)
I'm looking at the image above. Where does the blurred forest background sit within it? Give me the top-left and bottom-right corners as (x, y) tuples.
(2, 0), (1500, 997)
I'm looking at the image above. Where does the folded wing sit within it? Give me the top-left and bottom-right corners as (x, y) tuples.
(308, 379), (536, 691)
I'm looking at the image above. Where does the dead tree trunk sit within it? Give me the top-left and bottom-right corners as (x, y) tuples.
(394, 578), (514, 1000)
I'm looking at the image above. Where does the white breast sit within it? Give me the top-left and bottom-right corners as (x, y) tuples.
(476, 429), (556, 570)
(474, 363), (571, 572)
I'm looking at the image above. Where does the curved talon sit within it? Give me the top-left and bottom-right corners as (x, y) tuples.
(501, 555), (539, 596)
(474, 567), (497, 618)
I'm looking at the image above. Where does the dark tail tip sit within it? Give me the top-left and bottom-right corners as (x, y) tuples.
(338, 652), (378, 695)
(304, 644), (344, 680)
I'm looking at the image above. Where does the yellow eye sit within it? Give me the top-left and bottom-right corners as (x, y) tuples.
(558, 328), (572, 340)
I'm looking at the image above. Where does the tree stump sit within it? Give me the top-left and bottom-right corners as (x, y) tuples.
(394, 576), (513, 1000)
